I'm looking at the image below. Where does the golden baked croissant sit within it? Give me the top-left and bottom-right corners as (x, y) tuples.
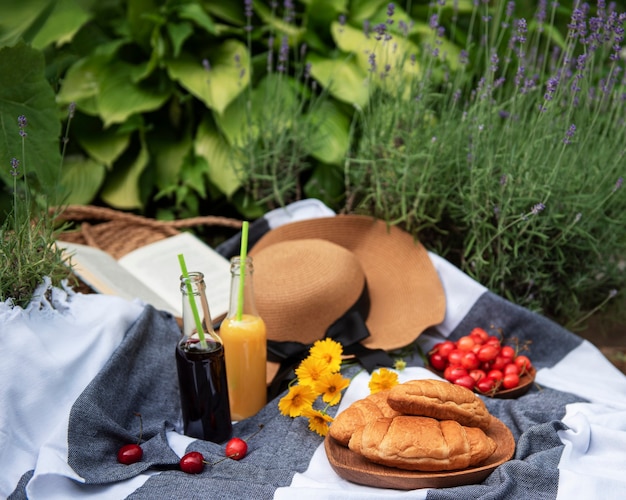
(387, 379), (491, 430)
(348, 415), (497, 471)
(329, 390), (401, 446)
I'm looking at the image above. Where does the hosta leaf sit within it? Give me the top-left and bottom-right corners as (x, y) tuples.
(31, 0), (91, 49)
(304, 100), (350, 165)
(166, 39), (250, 115)
(307, 52), (369, 108)
(149, 127), (193, 190)
(176, 3), (217, 35)
(0, 42), (61, 202)
(72, 114), (132, 168)
(330, 21), (421, 97)
(215, 73), (300, 146)
(59, 154), (106, 205)
(100, 135), (149, 209)
(96, 60), (172, 126)
(194, 117), (242, 197)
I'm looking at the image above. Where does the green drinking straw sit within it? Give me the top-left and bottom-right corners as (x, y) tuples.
(178, 253), (208, 349)
(237, 221), (249, 321)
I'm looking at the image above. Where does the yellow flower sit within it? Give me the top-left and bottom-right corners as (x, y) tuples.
(295, 356), (333, 387)
(308, 338), (343, 373)
(278, 384), (318, 417)
(394, 359), (407, 371)
(314, 372), (350, 406)
(301, 407), (334, 437)
(368, 367), (399, 394)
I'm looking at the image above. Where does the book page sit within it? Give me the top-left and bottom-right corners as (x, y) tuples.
(118, 232), (231, 319)
(57, 232), (232, 319)
(57, 241), (179, 316)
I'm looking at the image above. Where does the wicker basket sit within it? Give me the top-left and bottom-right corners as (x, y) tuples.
(54, 205), (243, 260)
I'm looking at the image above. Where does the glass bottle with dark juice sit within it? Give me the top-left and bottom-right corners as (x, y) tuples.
(177, 272), (232, 443)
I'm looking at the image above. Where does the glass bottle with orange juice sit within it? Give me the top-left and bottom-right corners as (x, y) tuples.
(220, 256), (267, 420)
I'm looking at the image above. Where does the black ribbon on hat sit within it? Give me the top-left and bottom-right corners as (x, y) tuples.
(266, 282), (394, 400)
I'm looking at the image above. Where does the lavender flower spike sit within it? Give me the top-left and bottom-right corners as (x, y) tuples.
(531, 203), (546, 215)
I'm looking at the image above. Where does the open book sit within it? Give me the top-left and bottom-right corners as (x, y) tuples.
(57, 232), (232, 319)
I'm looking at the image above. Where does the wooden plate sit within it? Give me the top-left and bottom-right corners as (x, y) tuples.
(427, 366), (536, 399)
(324, 415), (515, 490)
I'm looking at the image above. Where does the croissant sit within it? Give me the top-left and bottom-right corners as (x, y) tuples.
(348, 415), (497, 471)
(387, 379), (491, 430)
(329, 390), (401, 446)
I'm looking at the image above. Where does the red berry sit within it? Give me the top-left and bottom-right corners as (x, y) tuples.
(429, 352), (447, 371)
(437, 341), (456, 359)
(500, 345), (516, 359)
(225, 437), (248, 460)
(504, 362), (520, 375)
(453, 375), (476, 391)
(469, 327), (489, 343)
(477, 344), (499, 362)
(476, 376), (497, 394)
(502, 372), (520, 389)
(180, 451), (205, 474)
(514, 355), (533, 373)
(469, 369), (486, 383)
(444, 365), (468, 382)
(117, 444), (143, 465)
(456, 335), (475, 352)
(447, 349), (465, 366)
(487, 369), (504, 382)
(460, 351), (480, 370)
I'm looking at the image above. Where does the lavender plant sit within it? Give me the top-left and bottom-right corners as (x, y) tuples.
(344, 1), (625, 327)
(0, 114), (73, 308)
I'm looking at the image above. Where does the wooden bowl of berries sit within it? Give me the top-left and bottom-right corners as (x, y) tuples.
(427, 327), (536, 399)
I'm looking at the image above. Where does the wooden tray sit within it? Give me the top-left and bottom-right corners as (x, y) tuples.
(324, 415), (515, 490)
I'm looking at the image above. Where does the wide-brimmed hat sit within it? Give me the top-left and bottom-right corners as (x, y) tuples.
(248, 214), (446, 388)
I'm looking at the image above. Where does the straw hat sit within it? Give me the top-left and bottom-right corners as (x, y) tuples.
(249, 215), (446, 386)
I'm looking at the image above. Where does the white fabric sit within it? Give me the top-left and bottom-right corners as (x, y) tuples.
(557, 403), (626, 500)
(0, 279), (144, 498)
(263, 198), (335, 228)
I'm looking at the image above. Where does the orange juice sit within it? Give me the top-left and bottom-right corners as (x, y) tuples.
(220, 314), (267, 420)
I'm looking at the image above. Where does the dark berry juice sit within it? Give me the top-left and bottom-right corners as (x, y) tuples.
(176, 338), (232, 443)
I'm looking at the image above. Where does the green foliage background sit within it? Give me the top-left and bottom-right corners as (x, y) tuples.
(0, 0), (625, 328)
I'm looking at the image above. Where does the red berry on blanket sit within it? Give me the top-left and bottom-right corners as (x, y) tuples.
(117, 444), (143, 465)
(225, 437), (248, 460)
(180, 451), (206, 474)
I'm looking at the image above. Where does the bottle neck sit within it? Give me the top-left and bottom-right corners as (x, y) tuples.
(227, 256), (259, 319)
(180, 272), (221, 344)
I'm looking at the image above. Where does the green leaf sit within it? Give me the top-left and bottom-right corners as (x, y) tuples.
(194, 117), (242, 197)
(307, 52), (369, 108)
(254, 1), (306, 40)
(166, 21), (194, 58)
(59, 154), (106, 205)
(0, 0), (56, 47)
(148, 127), (193, 190)
(166, 39), (250, 115)
(176, 3), (218, 35)
(349, 0), (388, 23)
(330, 21), (424, 97)
(31, 0), (91, 49)
(214, 73), (300, 146)
(0, 42), (62, 202)
(204, 0), (245, 26)
(127, 0), (159, 50)
(100, 135), (149, 209)
(304, 163), (344, 206)
(95, 60), (172, 126)
(304, 100), (350, 165)
(72, 115), (132, 168)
